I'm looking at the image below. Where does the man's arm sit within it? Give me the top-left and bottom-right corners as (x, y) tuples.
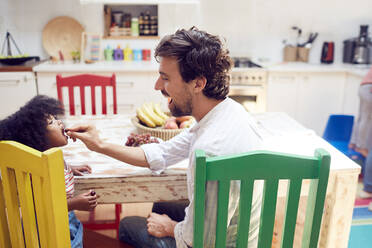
(66, 124), (149, 167)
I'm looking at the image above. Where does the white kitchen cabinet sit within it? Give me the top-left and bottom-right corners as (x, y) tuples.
(267, 72), (298, 119)
(267, 71), (347, 135)
(36, 71), (166, 115)
(0, 72), (37, 119)
(296, 72), (346, 136)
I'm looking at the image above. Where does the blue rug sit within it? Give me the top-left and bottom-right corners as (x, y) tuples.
(348, 223), (372, 248)
(348, 183), (372, 248)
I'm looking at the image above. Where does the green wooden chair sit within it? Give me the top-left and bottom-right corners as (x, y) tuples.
(194, 148), (330, 248)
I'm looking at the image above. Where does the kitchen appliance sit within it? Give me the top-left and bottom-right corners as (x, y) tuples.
(230, 58), (267, 113)
(343, 25), (372, 64)
(343, 38), (357, 63)
(353, 25), (370, 64)
(321, 42), (334, 64)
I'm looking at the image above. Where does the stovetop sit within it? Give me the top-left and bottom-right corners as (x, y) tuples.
(232, 57), (263, 68)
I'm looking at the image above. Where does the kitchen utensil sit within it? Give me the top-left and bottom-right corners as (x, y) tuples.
(42, 16), (84, 60)
(298, 32), (318, 47)
(321, 42), (334, 64)
(292, 26), (302, 46)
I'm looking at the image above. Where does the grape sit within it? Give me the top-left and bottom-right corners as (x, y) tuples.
(125, 133), (159, 147)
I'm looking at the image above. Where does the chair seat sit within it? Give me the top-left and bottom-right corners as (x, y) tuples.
(83, 229), (133, 248)
(328, 140), (365, 160)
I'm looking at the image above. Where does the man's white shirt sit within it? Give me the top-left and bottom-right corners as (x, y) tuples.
(142, 97), (263, 248)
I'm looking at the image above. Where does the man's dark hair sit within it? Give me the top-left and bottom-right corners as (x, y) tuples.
(154, 27), (233, 100)
(0, 95), (64, 151)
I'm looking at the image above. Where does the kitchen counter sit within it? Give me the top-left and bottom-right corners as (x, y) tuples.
(0, 60), (44, 72)
(266, 62), (371, 77)
(33, 60), (372, 78)
(33, 61), (160, 72)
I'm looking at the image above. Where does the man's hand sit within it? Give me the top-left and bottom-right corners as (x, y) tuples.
(66, 124), (102, 152)
(68, 190), (97, 211)
(146, 213), (177, 238)
(71, 165), (92, 176)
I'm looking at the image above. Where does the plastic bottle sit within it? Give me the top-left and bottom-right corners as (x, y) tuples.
(131, 17), (139, 37)
(124, 44), (133, 61)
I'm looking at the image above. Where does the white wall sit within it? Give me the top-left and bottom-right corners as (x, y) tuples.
(1, 0), (372, 63)
(0, 0), (103, 59)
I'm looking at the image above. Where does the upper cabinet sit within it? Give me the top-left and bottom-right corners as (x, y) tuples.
(80, 0), (199, 4)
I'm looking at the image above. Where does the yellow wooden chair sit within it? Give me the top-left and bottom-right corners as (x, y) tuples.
(0, 141), (70, 248)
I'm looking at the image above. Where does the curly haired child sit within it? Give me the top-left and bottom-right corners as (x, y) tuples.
(0, 95), (97, 248)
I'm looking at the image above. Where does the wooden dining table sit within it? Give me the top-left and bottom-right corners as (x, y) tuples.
(63, 112), (360, 248)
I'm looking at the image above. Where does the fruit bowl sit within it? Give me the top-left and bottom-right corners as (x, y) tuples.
(131, 117), (184, 141)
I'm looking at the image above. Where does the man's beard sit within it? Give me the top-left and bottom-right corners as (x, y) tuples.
(170, 97), (192, 117)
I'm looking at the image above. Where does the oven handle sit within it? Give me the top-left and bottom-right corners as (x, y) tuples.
(229, 85), (264, 95)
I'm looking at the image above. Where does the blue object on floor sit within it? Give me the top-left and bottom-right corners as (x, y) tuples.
(323, 115), (365, 171)
(348, 224), (372, 248)
(352, 206), (372, 220)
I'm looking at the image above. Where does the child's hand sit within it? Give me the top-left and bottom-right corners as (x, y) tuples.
(71, 165), (92, 176)
(68, 190), (97, 211)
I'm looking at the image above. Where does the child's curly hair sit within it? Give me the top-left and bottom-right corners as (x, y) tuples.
(0, 95), (64, 151)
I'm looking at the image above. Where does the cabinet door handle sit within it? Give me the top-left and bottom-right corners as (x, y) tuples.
(272, 76), (296, 81)
(117, 82), (134, 87)
(0, 79), (21, 84)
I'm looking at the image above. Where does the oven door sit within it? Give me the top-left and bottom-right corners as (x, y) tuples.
(229, 85), (266, 113)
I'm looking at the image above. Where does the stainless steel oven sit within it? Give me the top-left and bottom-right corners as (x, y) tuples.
(229, 68), (267, 113)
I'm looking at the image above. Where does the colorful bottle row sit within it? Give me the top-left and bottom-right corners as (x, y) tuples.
(104, 45), (151, 61)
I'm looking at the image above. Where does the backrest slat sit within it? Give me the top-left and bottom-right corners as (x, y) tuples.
(15, 170), (39, 248)
(257, 179), (279, 248)
(194, 150), (206, 247)
(236, 180), (254, 248)
(0, 175), (11, 248)
(1, 168), (24, 248)
(32, 175), (49, 248)
(102, 85), (107, 114)
(302, 150), (330, 248)
(281, 179), (302, 247)
(80, 86), (86, 115)
(215, 180), (230, 248)
(112, 75), (118, 114)
(91, 86), (96, 115)
(68, 86), (75, 115)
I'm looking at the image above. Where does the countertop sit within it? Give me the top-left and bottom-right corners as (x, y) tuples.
(267, 62), (371, 77)
(33, 60), (372, 77)
(33, 61), (159, 73)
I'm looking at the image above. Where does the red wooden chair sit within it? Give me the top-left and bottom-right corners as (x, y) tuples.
(56, 74), (122, 238)
(56, 74), (117, 115)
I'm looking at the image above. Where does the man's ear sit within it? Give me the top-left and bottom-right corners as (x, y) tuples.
(193, 77), (207, 93)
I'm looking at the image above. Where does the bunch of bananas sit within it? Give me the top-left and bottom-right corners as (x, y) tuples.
(136, 102), (169, 128)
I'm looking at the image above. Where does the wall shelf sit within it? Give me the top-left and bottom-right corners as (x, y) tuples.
(103, 36), (160, 40)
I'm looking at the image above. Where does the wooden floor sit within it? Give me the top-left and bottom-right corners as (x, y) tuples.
(75, 203), (153, 238)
